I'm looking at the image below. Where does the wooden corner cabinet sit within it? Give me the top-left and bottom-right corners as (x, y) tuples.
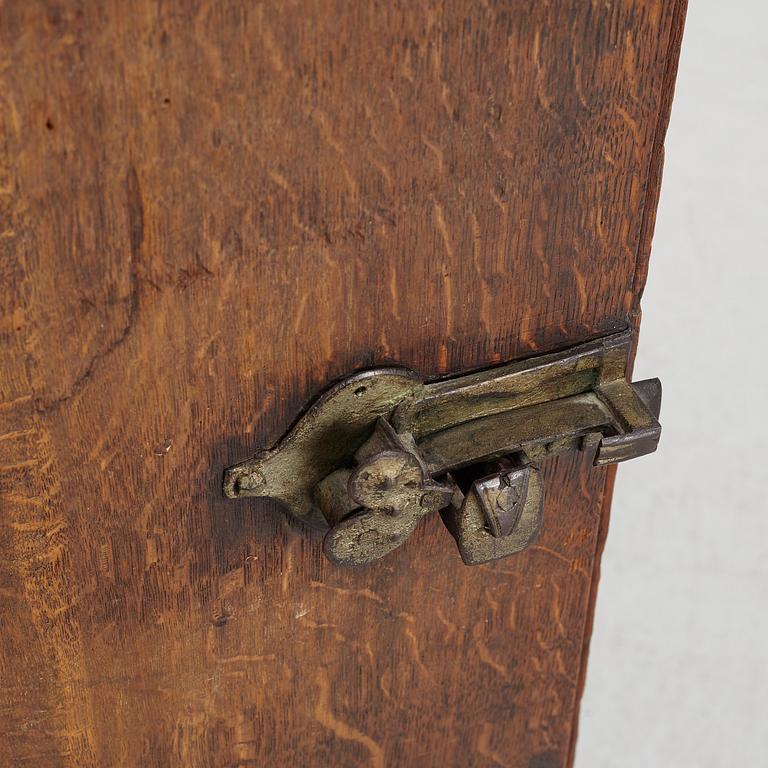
(0, 2), (686, 766)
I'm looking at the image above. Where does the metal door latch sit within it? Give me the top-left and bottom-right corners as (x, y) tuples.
(223, 330), (661, 567)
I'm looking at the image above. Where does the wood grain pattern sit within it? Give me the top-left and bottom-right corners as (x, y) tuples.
(0, 2), (686, 766)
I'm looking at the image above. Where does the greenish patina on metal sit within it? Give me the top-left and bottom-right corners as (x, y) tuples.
(223, 329), (661, 566)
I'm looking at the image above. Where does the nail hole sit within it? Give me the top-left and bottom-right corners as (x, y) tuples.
(45, 118), (54, 130)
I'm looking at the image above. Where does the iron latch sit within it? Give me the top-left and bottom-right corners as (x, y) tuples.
(224, 329), (661, 566)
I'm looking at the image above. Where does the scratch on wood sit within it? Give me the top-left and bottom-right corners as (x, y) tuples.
(422, 136), (445, 173)
(476, 722), (512, 768)
(572, 264), (588, 313)
(435, 607), (458, 640)
(312, 108), (360, 199)
(35, 166), (143, 411)
(432, 201), (455, 339)
(309, 581), (385, 605)
(255, 5), (286, 75)
(314, 668), (385, 768)
(404, 626), (432, 680)
(614, 105), (643, 162)
(476, 638), (512, 683)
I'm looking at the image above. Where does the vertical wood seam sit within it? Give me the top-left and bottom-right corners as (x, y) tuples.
(567, 7), (689, 761)
(626, 0), (690, 319)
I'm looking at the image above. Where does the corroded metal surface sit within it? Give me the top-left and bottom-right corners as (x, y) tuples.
(224, 329), (662, 565)
(443, 466), (544, 566)
(223, 368), (421, 530)
(319, 419), (454, 566)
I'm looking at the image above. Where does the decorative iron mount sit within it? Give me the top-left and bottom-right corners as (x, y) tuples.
(223, 330), (661, 567)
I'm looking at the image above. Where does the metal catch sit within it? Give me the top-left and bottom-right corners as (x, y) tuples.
(224, 329), (661, 566)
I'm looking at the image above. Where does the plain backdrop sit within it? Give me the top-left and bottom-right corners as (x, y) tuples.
(576, 2), (768, 766)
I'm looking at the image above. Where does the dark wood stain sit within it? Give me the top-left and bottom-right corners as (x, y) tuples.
(0, 2), (686, 766)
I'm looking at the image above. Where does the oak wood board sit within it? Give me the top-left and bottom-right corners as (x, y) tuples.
(0, 2), (686, 766)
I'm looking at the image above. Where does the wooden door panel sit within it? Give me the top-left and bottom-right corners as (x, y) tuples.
(0, 2), (686, 766)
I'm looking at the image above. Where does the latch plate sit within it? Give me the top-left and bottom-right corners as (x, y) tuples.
(224, 329), (661, 566)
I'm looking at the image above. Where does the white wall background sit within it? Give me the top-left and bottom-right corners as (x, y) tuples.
(576, 2), (768, 766)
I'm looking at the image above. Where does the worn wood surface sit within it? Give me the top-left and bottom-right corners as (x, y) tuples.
(0, 2), (685, 766)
